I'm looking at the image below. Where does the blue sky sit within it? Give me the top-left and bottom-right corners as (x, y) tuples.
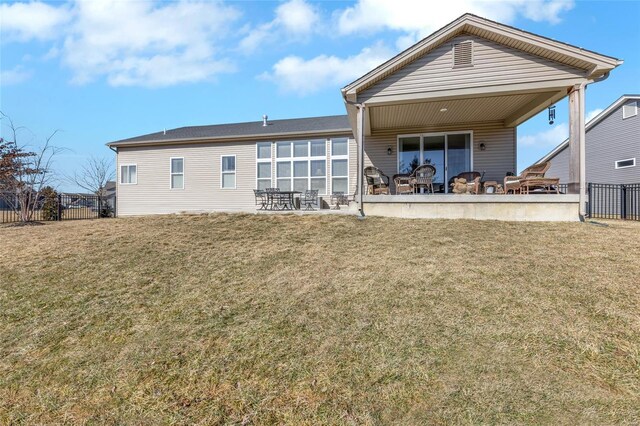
(1, 0), (639, 191)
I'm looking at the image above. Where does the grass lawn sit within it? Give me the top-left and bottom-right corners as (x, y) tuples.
(1, 214), (639, 424)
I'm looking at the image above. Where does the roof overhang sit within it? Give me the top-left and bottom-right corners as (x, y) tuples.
(342, 13), (622, 98)
(107, 128), (353, 149)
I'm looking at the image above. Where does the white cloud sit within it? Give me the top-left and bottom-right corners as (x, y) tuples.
(336, 0), (574, 41)
(0, 1), (71, 42)
(61, 0), (241, 87)
(0, 66), (32, 85)
(586, 108), (603, 123)
(519, 123), (568, 146)
(239, 0), (319, 53)
(275, 0), (319, 34)
(261, 43), (393, 95)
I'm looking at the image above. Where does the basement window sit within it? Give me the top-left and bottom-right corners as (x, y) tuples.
(622, 101), (638, 119)
(453, 41), (473, 68)
(615, 158), (636, 169)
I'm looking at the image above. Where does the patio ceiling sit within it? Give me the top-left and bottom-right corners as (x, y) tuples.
(367, 90), (564, 132)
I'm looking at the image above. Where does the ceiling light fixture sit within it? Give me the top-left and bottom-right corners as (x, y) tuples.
(440, 108), (448, 112)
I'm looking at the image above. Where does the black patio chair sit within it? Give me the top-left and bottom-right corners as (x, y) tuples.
(253, 189), (268, 210)
(300, 189), (319, 211)
(265, 188), (284, 210)
(330, 191), (350, 210)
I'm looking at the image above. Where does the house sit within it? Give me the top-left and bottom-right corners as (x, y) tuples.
(535, 95), (639, 184)
(107, 14), (622, 221)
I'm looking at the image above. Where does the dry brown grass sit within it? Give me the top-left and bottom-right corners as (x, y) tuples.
(1, 214), (639, 424)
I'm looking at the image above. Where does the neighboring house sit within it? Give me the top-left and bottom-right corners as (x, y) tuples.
(107, 14), (621, 221)
(536, 95), (639, 184)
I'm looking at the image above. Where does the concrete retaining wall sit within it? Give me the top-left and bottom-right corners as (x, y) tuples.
(360, 194), (580, 221)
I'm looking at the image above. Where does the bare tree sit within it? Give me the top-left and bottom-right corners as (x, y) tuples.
(66, 156), (115, 217)
(0, 112), (63, 222)
(68, 156), (115, 197)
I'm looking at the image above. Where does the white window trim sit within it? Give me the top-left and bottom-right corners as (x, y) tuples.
(622, 102), (638, 119)
(221, 154), (237, 190)
(615, 158), (636, 169)
(275, 140), (327, 195)
(256, 142), (272, 190)
(330, 138), (349, 195)
(169, 157), (184, 190)
(119, 163), (137, 185)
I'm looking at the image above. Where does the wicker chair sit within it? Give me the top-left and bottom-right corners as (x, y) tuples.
(364, 166), (390, 195)
(504, 162), (558, 194)
(449, 171), (482, 194)
(393, 174), (413, 195)
(300, 189), (319, 210)
(411, 165), (436, 194)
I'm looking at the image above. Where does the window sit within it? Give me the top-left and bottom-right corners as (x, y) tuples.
(257, 142), (271, 159)
(275, 139), (327, 194)
(221, 155), (236, 189)
(331, 138), (349, 194)
(453, 40), (473, 68)
(615, 158), (636, 169)
(170, 158), (184, 189)
(256, 142), (272, 190)
(120, 164), (137, 185)
(622, 101), (638, 119)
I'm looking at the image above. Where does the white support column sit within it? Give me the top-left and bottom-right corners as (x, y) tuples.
(567, 83), (587, 218)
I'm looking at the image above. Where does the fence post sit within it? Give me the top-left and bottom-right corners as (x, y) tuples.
(57, 194), (62, 221)
(621, 185), (627, 220)
(587, 183), (592, 218)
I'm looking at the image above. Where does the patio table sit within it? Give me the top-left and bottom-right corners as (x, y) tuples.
(267, 191), (301, 210)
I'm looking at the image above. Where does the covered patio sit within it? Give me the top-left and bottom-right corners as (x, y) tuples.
(342, 14), (621, 221)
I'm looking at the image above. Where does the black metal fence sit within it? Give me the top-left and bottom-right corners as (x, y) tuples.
(588, 183), (640, 221)
(1, 193), (115, 224)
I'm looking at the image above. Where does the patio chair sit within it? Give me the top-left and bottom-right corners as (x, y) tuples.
(411, 164), (436, 194)
(253, 189), (268, 210)
(364, 166), (390, 195)
(300, 189), (319, 211)
(449, 171), (482, 194)
(265, 188), (285, 210)
(393, 174), (413, 195)
(330, 191), (350, 210)
(504, 162), (559, 194)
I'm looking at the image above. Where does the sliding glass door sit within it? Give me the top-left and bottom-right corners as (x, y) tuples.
(398, 132), (472, 193)
(423, 136), (445, 191)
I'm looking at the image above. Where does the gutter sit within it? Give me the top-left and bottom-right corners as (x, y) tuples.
(106, 128), (353, 148)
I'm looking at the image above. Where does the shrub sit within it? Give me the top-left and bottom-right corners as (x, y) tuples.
(41, 187), (60, 221)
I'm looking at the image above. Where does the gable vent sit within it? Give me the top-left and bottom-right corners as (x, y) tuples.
(453, 41), (473, 68)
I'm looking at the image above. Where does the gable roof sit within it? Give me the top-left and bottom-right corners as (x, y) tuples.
(342, 13), (622, 97)
(535, 95), (640, 165)
(107, 115), (351, 148)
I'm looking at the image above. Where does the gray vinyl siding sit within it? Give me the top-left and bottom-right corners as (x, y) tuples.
(547, 101), (640, 184)
(359, 34), (585, 103)
(363, 122), (515, 193)
(116, 136), (355, 216)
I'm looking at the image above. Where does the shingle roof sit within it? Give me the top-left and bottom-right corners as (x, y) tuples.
(107, 115), (352, 147)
